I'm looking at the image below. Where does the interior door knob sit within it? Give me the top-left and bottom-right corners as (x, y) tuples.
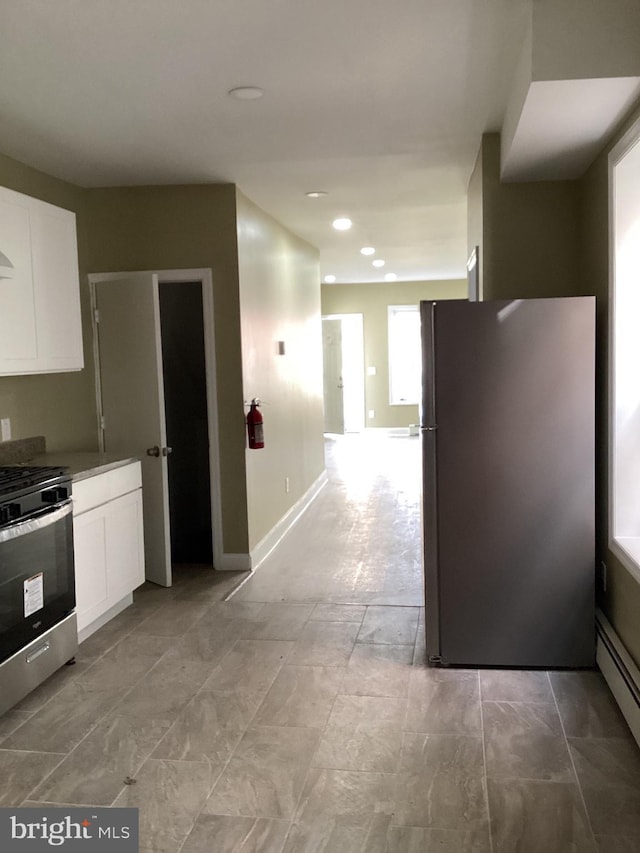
(162, 446), (173, 456)
(146, 446), (160, 457)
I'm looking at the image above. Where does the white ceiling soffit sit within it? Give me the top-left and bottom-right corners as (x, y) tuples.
(501, 77), (640, 182)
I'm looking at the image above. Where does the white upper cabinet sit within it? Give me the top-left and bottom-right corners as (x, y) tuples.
(0, 186), (83, 375)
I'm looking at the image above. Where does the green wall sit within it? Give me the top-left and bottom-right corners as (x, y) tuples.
(236, 189), (324, 550)
(321, 279), (467, 428)
(0, 153), (96, 451)
(475, 134), (583, 301)
(85, 184), (249, 554)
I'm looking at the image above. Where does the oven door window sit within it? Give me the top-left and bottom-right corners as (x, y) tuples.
(0, 502), (75, 662)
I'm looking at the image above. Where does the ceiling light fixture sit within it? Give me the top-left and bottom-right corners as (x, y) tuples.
(360, 247), (375, 256)
(372, 259), (385, 268)
(332, 217), (352, 231)
(384, 273), (397, 281)
(324, 274), (337, 284)
(228, 86), (264, 100)
(306, 191), (327, 198)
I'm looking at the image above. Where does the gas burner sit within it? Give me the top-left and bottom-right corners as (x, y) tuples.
(0, 465), (70, 500)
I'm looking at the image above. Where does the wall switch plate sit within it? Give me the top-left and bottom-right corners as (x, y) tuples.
(368, 410), (375, 419)
(367, 366), (377, 376)
(0, 418), (10, 442)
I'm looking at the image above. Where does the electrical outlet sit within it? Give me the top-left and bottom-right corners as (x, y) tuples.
(0, 418), (10, 442)
(284, 477), (290, 493)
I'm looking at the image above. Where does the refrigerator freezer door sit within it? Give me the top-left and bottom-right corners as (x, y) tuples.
(420, 297), (595, 668)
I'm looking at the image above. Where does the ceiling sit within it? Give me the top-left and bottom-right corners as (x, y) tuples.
(0, 1), (561, 283)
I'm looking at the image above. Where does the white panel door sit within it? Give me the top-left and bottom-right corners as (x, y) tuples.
(94, 274), (171, 587)
(322, 318), (345, 434)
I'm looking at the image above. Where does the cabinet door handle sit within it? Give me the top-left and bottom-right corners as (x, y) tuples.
(146, 446), (160, 457)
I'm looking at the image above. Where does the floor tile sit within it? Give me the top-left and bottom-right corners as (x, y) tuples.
(113, 657), (215, 722)
(487, 778), (597, 853)
(253, 665), (343, 728)
(550, 671), (632, 738)
(310, 604), (366, 623)
(112, 758), (216, 853)
(203, 639), (293, 697)
(386, 826), (491, 852)
(130, 600), (213, 637)
(152, 689), (262, 762)
(31, 714), (174, 806)
(483, 701), (574, 782)
(0, 711), (33, 743)
(569, 736), (640, 790)
(204, 725), (319, 819)
(595, 836), (640, 852)
(286, 620), (360, 666)
(284, 812), (391, 853)
(357, 605), (420, 645)
(479, 669), (553, 703)
(181, 814), (289, 853)
(340, 643), (414, 698)
(244, 603), (316, 640)
(405, 668), (481, 735)
(312, 694), (406, 772)
(581, 787), (640, 837)
(288, 769), (394, 852)
(0, 750), (64, 806)
(393, 732), (487, 830)
(2, 680), (131, 753)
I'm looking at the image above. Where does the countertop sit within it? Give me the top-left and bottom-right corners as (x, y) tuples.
(30, 452), (140, 482)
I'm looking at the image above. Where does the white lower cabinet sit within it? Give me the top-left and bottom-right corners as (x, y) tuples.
(73, 462), (145, 640)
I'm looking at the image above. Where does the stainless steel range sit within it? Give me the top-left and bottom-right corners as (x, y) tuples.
(0, 465), (78, 716)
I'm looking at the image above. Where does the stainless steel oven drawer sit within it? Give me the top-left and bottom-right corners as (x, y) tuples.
(0, 611), (78, 717)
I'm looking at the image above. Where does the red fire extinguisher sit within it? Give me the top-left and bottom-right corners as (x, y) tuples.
(246, 398), (264, 449)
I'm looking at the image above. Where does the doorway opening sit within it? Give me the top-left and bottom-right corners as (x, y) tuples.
(159, 281), (213, 568)
(322, 313), (365, 434)
(89, 268), (223, 588)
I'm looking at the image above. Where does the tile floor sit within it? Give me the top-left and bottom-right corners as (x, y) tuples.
(1, 434), (639, 852)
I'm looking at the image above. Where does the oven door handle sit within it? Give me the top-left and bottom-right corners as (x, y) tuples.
(0, 501), (73, 543)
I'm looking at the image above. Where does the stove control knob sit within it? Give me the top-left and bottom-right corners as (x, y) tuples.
(42, 487), (68, 504)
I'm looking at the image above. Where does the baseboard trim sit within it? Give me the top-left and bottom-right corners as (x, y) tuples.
(224, 470), (328, 599)
(596, 607), (640, 747)
(215, 553), (252, 572)
(250, 470), (328, 570)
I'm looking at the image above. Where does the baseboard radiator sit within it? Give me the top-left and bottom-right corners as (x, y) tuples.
(596, 608), (640, 747)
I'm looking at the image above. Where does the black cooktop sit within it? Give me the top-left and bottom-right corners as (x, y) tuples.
(0, 465), (70, 499)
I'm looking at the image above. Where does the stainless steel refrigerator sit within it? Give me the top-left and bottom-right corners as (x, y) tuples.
(420, 296), (595, 668)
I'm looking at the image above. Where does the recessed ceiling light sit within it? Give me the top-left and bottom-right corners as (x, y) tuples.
(332, 218), (352, 231)
(228, 86), (264, 100)
(384, 273), (397, 281)
(360, 247), (375, 256)
(306, 191), (327, 198)
(324, 274), (337, 284)
(372, 259), (385, 268)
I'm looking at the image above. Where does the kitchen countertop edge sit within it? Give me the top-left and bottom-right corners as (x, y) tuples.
(31, 452), (140, 482)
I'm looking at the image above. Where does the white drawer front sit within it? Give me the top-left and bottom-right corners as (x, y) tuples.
(73, 461), (142, 515)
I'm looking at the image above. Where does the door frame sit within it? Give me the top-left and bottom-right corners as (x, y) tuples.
(88, 268), (225, 574)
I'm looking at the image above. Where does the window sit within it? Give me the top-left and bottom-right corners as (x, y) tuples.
(388, 304), (420, 405)
(610, 116), (640, 581)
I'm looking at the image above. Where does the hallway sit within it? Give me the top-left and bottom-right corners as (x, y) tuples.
(0, 434), (639, 852)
